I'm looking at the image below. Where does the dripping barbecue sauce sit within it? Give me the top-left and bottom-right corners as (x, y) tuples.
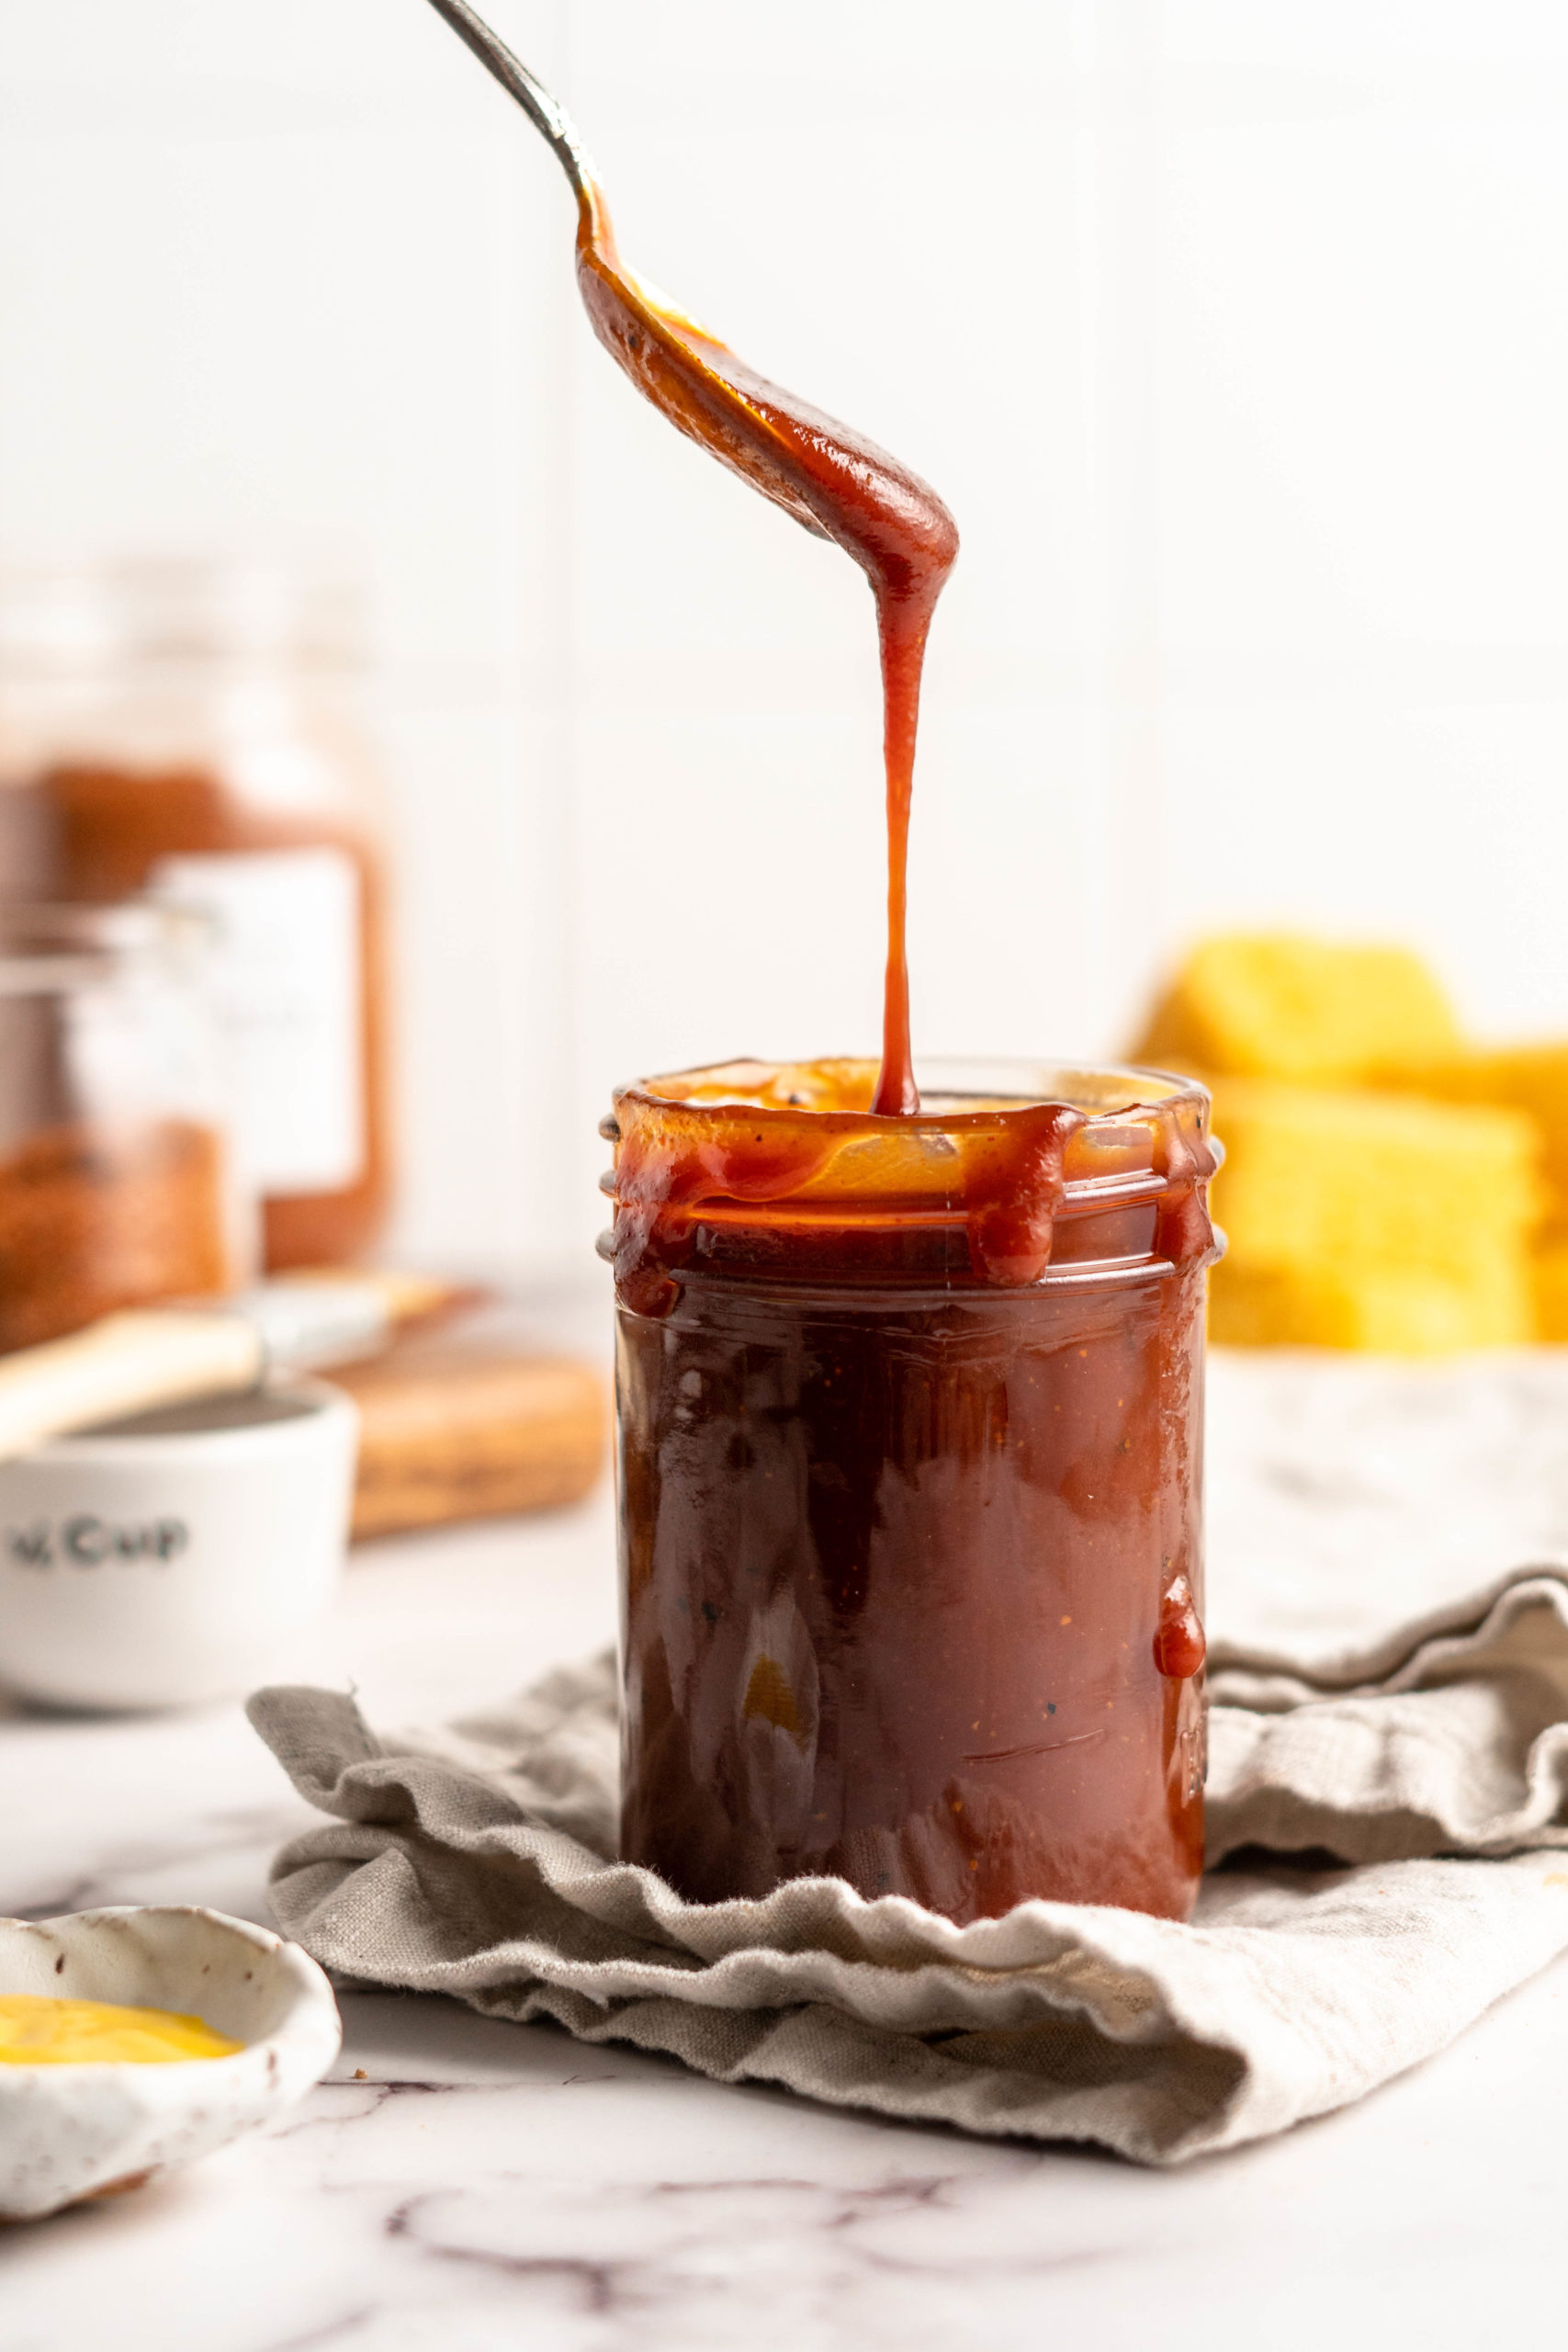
(572, 183), (957, 1114)
(582, 187), (1218, 1923)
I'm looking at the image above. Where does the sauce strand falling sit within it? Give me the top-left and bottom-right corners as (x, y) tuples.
(425, 0), (960, 1112)
(570, 187), (959, 1115)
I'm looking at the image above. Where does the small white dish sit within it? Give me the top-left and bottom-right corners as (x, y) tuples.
(0, 1377), (357, 1712)
(0, 1905), (342, 2221)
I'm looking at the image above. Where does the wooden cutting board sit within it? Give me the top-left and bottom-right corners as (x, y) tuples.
(324, 1335), (607, 1542)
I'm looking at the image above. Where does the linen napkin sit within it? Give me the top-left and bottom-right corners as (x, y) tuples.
(249, 1351), (1568, 2165)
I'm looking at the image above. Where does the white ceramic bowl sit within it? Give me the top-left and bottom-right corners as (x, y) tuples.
(0, 1378), (357, 1711)
(0, 1905), (342, 2221)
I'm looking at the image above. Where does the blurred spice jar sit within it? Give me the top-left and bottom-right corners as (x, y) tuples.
(0, 902), (241, 1351)
(0, 560), (392, 1271)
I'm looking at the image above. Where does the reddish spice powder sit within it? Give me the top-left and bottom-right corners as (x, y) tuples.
(0, 1117), (229, 1351)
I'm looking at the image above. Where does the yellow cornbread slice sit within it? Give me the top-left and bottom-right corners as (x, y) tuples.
(1386, 1042), (1568, 1217)
(1207, 1080), (1539, 1352)
(1533, 1238), (1568, 1342)
(1212, 1259), (1532, 1351)
(1136, 934), (1460, 1084)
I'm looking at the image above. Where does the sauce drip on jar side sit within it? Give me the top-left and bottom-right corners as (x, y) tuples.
(571, 184), (959, 1114)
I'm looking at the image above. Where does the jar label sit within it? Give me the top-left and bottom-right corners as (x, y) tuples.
(151, 846), (364, 1194)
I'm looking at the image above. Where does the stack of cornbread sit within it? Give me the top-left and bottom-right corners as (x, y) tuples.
(1133, 935), (1568, 1351)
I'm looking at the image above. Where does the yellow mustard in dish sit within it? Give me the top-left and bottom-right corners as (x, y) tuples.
(0, 1994), (243, 2064)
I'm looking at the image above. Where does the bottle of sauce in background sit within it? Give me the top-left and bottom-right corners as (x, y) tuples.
(0, 559), (391, 1272)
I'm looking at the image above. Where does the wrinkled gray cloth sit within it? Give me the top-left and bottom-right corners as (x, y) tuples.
(248, 1569), (1568, 2165)
(251, 1354), (1568, 2164)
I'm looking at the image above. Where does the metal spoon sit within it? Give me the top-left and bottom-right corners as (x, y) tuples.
(416, 0), (957, 582)
(421, 0), (840, 537)
(422, 0), (595, 209)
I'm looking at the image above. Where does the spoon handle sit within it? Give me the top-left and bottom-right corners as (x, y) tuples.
(422, 0), (594, 202)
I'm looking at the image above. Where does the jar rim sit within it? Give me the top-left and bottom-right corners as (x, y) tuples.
(0, 899), (211, 994)
(603, 1055), (1221, 1299)
(614, 1054), (1210, 1125)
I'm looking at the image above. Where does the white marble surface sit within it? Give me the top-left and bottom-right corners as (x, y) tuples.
(4, 1409), (1568, 2349)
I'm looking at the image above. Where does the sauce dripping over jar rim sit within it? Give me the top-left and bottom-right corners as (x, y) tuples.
(601, 1054), (1222, 1315)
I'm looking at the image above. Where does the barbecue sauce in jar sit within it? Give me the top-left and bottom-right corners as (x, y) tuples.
(605, 1059), (1218, 1924)
(565, 122), (1218, 1921)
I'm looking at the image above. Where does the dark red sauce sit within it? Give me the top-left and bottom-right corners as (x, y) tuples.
(563, 115), (1217, 1926)
(604, 1060), (1219, 1924)
(571, 187), (958, 1114)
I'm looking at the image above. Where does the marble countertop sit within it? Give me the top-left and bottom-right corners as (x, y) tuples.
(4, 1412), (1567, 2350)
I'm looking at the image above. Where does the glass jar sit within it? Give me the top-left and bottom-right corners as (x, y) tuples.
(0, 902), (242, 1351)
(603, 1056), (1221, 1925)
(0, 559), (391, 1271)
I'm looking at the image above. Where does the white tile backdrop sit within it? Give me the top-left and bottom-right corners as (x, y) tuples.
(2, 0), (1566, 1272)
